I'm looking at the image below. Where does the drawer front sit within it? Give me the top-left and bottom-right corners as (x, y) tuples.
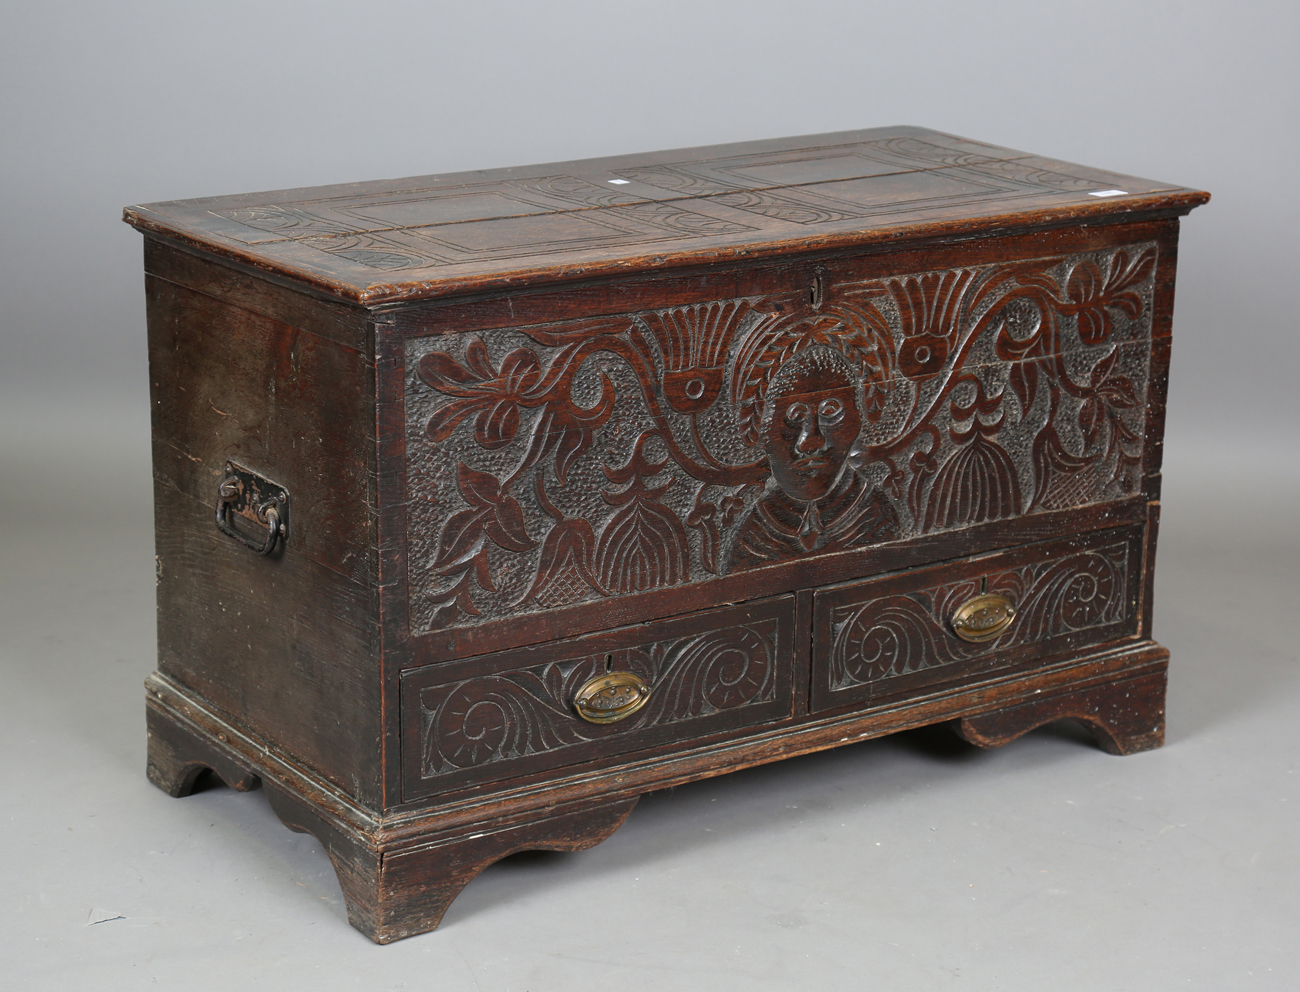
(810, 526), (1143, 713)
(402, 596), (795, 800)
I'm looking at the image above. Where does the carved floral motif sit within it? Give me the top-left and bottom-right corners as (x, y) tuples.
(827, 542), (1131, 691)
(415, 619), (780, 780)
(406, 245), (1156, 630)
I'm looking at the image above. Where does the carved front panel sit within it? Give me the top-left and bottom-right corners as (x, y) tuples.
(404, 244), (1155, 633)
(810, 526), (1143, 713)
(400, 598), (794, 799)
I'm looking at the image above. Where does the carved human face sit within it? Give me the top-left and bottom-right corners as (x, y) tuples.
(762, 357), (861, 502)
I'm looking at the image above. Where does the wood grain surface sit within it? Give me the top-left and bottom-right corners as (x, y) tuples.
(133, 129), (1206, 941)
(124, 126), (1208, 304)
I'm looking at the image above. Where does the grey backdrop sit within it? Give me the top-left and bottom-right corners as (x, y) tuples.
(3, 0), (1297, 439)
(2, 2), (1297, 989)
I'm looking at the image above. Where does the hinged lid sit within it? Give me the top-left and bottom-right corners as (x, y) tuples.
(123, 126), (1208, 306)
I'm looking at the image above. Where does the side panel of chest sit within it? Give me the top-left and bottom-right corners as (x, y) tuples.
(144, 241), (384, 805)
(379, 220), (1175, 672)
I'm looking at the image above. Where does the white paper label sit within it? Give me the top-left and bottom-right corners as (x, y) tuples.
(1088, 189), (1129, 198)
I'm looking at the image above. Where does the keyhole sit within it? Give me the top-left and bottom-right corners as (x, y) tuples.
(809, 274), (824, 308)
(604, 653), (614, 673)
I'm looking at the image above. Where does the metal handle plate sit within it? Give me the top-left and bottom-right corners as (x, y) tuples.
(951, 593), (1016, 643)
(574, 671), (651, 725)
(215, 462), (288, 556)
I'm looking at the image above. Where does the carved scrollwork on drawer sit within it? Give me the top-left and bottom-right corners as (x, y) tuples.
(810, 526), (1142, 712)
(400, 598), (795, 799)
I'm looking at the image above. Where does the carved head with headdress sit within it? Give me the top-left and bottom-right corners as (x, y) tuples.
(732, 303), (894, 502)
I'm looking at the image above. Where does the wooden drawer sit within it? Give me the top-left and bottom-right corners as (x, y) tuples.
(810, 525), (1144, 714)
(401, 596), (795, 800)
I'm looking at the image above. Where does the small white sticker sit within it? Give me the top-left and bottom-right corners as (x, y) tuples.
(607, 179), (630, 185)
(1088, 189), (1128, 198)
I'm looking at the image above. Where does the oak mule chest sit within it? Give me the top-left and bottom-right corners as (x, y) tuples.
(125, 127), (1207, 942)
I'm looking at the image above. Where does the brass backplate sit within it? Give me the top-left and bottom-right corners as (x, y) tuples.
(574, 671), (651, 725)
(951, 593), (1016, 643)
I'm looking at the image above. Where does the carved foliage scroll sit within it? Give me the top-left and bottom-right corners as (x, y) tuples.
(415, 618), (781, 783)
(827, 541), (1133, 693)
(405, 244), (1156, 631)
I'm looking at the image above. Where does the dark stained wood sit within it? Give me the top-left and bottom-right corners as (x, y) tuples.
(400, 596), (795, 801)
(381, 215), (1181, 337)
(810, 525), (1145, 715)
(144, 644), (1170, 941)
(128, 128), (1207, 942)
(1139, 501), (1162, 642)
(143, 238), (370, 350)
(401, 497), (1151, 666)
(264, 783), (638, 943)
(144, 639), (1167, 930)
(124, 127), (1208, 305)
(382, 223), (1167, 666)
(144, 255), (382, 805)
(145, 701), (260, 797)
(953, 666), (1167, 754)
(145, 641), (1167, 837)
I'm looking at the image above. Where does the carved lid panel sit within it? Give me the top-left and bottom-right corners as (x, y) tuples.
(123, 127), (1207, 304)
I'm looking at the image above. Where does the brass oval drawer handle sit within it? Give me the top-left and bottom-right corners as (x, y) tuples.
(574, 671), (651, 725)
(951, 593), (1016, 643)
